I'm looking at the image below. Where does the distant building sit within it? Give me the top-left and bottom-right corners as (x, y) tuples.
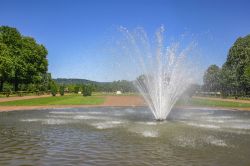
(116, 91), (122, 95)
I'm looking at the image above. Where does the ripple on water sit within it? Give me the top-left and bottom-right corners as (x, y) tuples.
(176, 136), (196, 148)
(176, 135), (227, 148)
(129, 127), (159, 138)
(20, 119), (43, 122)
(73, 115), (108, 120)
(186, 122), (221, 129)
(20, 118), (73, 125)
(137, 121), (158, 125)
(226, 124), (250, 130)
(141, 131), (159, 137)
(42, 119), (71, 125)
(49, 111), (76, 115)
(91, 121), (124, 129)
(205, 136), (227, 147)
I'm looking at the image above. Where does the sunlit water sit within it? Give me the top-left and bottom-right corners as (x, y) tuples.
(1, 108), (250, 165)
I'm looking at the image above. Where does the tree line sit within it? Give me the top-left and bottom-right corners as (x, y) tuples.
(203, 34), (250, 97)
(55, 80), (136, 93)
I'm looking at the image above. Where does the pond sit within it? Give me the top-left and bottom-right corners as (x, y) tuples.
(0, 107), (250, 165)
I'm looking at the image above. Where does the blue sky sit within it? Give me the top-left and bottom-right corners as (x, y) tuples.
(1, 0), (250, 81)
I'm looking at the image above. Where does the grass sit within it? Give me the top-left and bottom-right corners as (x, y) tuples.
(178, 98), (250, 108)
(0, 95), (105, 106)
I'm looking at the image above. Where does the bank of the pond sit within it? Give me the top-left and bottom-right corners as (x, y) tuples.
(0, 95), (105, 106)
(1, 95), (250, 112)
(0, 96), (145, 112)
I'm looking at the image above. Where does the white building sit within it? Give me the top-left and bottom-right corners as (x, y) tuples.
(116, 91), (122, 95)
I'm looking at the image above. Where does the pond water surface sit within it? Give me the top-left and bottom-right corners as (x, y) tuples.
(0, 107), (250, 165)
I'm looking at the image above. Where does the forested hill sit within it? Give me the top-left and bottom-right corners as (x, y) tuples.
(53, 78), (136, 92)
(53, 78), (102, 85)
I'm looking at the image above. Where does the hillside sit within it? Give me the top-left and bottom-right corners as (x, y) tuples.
(53, 78), (100, 85)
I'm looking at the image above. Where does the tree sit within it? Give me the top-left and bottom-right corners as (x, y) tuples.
(0, 26), (21, 91)
(59, 85), (65, 96)
(0, 26), (23, 91)
(82, 84), (92, 96)
(50, 81), (58, 96)
(3, 83), (12, 97)
(222, 35), (250, 95)
(203, 65), (221, 92)
(0, 26), (48, 91)
(39, 73), (52, 92)
(0, 43), (13, 91)
(74, 86), (80, 93)
(20, 37), (48, 89)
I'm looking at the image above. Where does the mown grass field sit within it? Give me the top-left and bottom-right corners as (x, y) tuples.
(0, 95), (105, 106)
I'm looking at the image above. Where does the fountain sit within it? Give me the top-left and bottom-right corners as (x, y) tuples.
(1, 27), (250, 166)
(117, 26), (196, 120)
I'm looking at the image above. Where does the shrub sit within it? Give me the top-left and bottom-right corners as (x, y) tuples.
(27, 84), (36, 93)
(17, 91), (24, 97)
(74, 86), (80, 94)
(50, 82), (58, 96)
(82, 84), (92, 96)
(3, 83), (12, 97)
(59, 85), (65, 96)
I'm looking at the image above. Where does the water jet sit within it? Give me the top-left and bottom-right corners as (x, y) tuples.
(118, 26), (196, 120)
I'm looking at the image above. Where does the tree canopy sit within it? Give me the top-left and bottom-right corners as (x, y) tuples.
(0, 26), (49, 92)
(203, 64), (221, 92)
(203, 35), (250, 97)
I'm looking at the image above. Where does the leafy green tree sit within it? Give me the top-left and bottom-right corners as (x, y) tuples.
(66, 84), (75, 93)
(0, 26), (23, 91)
(50, 81), (58, 96)
(39, 73), (52, 92)
(21, 37), (48, 89)
(222, 35), (250, 96)
(26, 84), (36, 93)
(203, 65), (221, 92)
(0, 26), (48, 92)
(82, 84), (92, 96)
(74, 86), (80, 93)
(59, 85), (65, 96)
(3, 83), (13, 97)
(243, 64), (250, 86)
(0, 43), (13, 91)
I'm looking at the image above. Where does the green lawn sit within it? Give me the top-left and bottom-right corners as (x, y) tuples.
(178, 98), (250, 108)
(0, 95), (105, 106)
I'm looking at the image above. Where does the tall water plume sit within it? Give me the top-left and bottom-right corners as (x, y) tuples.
(115, 26), (197, 120)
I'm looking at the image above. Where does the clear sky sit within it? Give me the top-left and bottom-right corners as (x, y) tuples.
(1, 0), (250, 82)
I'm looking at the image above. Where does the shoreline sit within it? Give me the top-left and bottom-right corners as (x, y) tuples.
(1, 105), (250, 113)
(1, 95), (250, 112)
